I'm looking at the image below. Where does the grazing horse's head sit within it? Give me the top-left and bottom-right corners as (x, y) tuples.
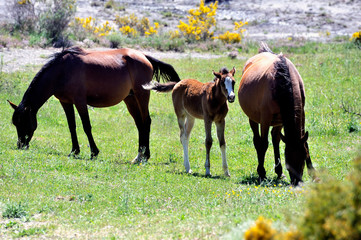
(281, 131), (309, 185)
(213, 67), (236, 103)
(8, 100), (37, 150)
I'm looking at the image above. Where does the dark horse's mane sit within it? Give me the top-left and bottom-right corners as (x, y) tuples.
(21, 47), (86, 106)
(259, 42), (296, 138)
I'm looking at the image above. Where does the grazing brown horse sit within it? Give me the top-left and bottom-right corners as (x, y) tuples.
(8, 46), (180, 162)
(238, 43), (316, 185)
(144, 67), (236, 176)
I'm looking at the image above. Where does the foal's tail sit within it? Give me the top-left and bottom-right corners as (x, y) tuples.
(145, 55), (181, 83)
(142, 81), (177, 92)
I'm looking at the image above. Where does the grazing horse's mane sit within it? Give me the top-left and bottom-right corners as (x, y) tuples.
(34, 46), (86, 83)
(21, 47), (87, 107)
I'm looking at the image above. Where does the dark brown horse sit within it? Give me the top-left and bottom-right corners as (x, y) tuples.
(144, 67), (236, 176)
(8, 46), (180, 162)
(238, 43), (316, 185)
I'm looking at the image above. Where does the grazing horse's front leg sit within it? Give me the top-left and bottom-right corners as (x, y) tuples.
(75, 102), (99, 159)
(249, 119), (269, 182)
(204, 119), (213, 176)
(216, 119), (230, 177)
(60, 101), (80, 156)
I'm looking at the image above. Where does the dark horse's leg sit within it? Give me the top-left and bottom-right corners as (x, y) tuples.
(74, 102), (99, 159)
(124, 92), (151, 163)
(271, 126), (285, 178)
(60, 101), (80, 156)
(249, 119), (269, 182)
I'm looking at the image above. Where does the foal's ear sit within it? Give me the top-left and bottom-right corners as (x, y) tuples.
(213, 70), (221, 79)
(7, 100), (18, 110)
(230, 66), (236, 76)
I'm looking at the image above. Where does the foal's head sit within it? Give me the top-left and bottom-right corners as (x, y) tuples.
(213, 67), (236, 103)
(8, 101), (37, 149)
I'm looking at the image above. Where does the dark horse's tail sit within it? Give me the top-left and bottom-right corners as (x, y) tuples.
(145, 55), (181, 83)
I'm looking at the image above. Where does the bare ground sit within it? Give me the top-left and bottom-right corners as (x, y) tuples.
(0, 0), (360, 73)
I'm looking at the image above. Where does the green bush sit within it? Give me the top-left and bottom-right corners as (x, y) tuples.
(38, 0), (76, 45)
(2, 201), (28, 219)
(299, 155), (361, 240)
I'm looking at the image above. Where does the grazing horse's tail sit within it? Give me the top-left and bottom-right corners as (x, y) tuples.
(145, 55), (181, 83)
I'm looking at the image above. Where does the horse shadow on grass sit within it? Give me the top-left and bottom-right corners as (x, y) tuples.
(237, 174), (290, 187)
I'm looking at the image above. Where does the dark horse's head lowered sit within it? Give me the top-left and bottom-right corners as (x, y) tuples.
(8, 101), (37, 149)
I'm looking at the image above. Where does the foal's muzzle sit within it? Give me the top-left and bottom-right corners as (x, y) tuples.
(228, 93), (235, 103)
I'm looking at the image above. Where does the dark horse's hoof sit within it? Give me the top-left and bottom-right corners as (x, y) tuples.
(68, 149), (80, 157)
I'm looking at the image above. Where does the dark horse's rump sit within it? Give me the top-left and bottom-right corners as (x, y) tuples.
(9, 46), (180, 162)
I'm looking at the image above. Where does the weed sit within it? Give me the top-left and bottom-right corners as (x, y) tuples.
(2, 202), (28, 219)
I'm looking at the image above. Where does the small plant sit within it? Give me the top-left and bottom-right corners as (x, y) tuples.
(177, 0), (218, 42)
(2, 201), (28, 219)
(214, 21), (248, 44)
(350, 31), (361, 45)
(299, 155), (361, 240)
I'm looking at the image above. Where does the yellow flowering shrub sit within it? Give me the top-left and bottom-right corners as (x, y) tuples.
(350, 31), (361, 44)
(70, 16), (113, 39)
(115, 14), (160, 37)
(17, 0), (31, 4)
(214, 21), (248, 43)
(244, 216), (303, 240)
(177, 0), (218, 41)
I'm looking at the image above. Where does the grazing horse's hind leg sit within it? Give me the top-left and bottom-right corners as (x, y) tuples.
(271, 126), (285, 178)
(74, 102), (99, 159)
(60, 101), (80, 156)
(216, 119), (230, 177)
(124, 93), (151, 164)
(249, 119), (269, 182)
(177, 114), (195, 173)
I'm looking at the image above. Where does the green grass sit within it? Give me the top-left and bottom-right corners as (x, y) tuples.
(0, 42), (360, 239)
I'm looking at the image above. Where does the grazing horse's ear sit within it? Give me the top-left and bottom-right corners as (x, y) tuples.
(7, 100), (18, 110)
(302, 131), (309, 143)
(213, 70), (221, 79)
(230, 66), (236, 76)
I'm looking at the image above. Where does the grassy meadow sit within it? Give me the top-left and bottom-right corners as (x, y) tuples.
(0, 42), (360, 239)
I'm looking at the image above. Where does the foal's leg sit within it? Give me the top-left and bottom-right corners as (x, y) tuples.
(216, 119), (230, 177)
(271, 126), (285, 178)
(124, 94), (151, 164)
(177, 114), (194, 173)
(60, 101), (80, 156)
(74, 103), (99, 159)
(204, 119), (213, 176)
(249, 119), (269, 182)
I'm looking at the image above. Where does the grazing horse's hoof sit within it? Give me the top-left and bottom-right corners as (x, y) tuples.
(224, 172), (231, 177)
(277, 173), (287, 180)
(131, 152), (148, 164)
(68, 148), (80, 157)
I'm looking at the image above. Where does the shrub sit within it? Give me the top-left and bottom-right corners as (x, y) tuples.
(214, 21), (248, 44)
(115, 13), (160, 37)
(38, 0), (77, 45)
(299, 155), (361, 240)
(8, 0), (37, 32)
(177, 0), (218, 42)
(2, 201), (28, 219)
(350, 31), (361, 45)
